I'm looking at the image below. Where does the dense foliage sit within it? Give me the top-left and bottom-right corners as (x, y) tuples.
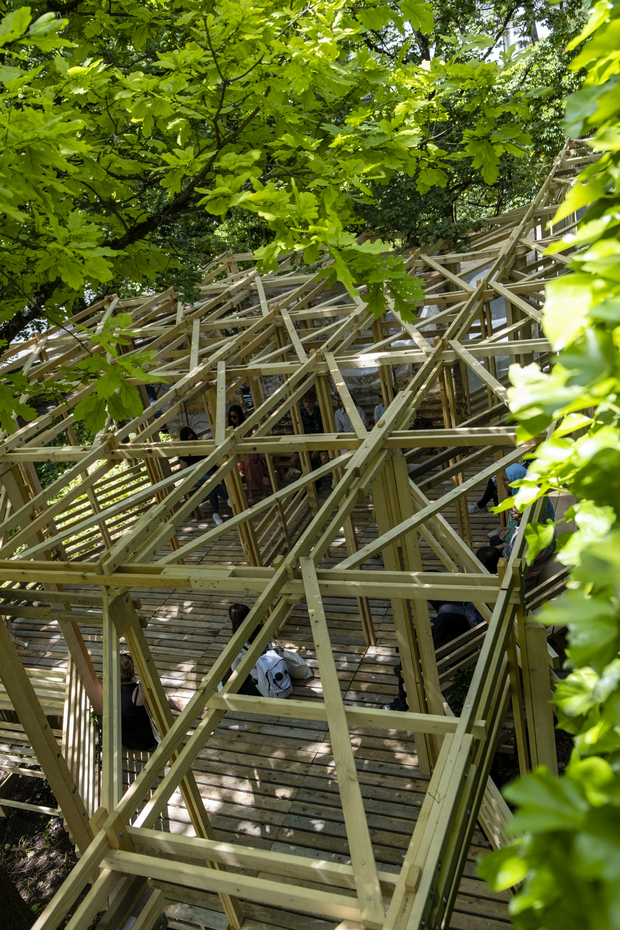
(0, 0), (534, 338)
(479, 3), (620, 927)
(0, 0), (551, 431)
(358, 0), (588, 247)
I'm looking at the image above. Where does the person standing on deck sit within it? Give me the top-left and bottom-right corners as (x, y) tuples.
(178, 425), (229, 525)
(285, 390), (329, 484)
(119, 652), (181, 751)
(228, 404), (265, 506)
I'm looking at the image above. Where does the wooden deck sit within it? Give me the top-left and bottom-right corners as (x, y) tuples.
(6, 487), (512, 930)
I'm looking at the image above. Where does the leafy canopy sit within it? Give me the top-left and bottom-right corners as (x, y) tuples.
(0, 0), (536, 431)
(356, 0), (587, 249)
(479, 3), (620, 927)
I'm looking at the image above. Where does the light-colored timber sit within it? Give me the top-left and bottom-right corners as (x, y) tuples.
(0, 141), (587, 930)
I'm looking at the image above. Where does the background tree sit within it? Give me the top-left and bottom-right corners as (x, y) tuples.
(0, 0), (536, 337)
(357, 0), (588, 247)
(479, 2), (620, 926)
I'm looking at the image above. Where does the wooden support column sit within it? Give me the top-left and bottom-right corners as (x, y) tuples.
(438, 362), (470, 548)
(135, 384), (182, 551)
(289, 396), (319, 515)
(67, 424), (113, 551)
(444, 362), (471, 548)
(272, 330), (317, 519)
(313, 372), (374, 640)
(204, 380), (262, 566)
(507, 617), (529, 775)
(242, 333), (287, 543)
(102, 592), (123, 811)
(226, 458), (263, 567)
(244, 359), (279, 510)
(372, 468), (432, 774)
(0, 619), (94, 853)
(265, 456), (292, 553)
(522, 615), (558, 775)
(301, 558), (384, 930)
(392, 454), (444, 716)
(110, 592), (245, 929)
(372, 319), (394, 411)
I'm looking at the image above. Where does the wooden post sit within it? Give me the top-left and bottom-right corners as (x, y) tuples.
(523, 617), (558, 775)
(507, 619), (530, 775)
(301, 558), (384, 930)
(372, 467), (433, 774)
(0, 620), (94, 854)
(315, 370), (375, 644)
(110, 593), (244, 929)
(102, 592), (123, 811)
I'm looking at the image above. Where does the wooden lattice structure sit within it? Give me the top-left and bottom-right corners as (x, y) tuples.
(0, 142), (587, 930)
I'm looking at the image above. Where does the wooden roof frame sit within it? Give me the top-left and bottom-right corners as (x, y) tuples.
(0, 141), (586, 930)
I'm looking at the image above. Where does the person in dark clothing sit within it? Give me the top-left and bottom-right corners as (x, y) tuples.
(428, 599), (471, 649)
(291, 391), (329, 465)
(476, 546), (501, 574)
(382, 600), (470, 711)
(383, 662), (409, 712)
(120, 653), (180, 751)
(179, 425), (228, 525)
(286, 390), (329, 485)
(221, 603), (262, 696)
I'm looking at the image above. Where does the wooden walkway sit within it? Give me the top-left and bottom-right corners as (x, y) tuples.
(7, 485), (512, 930)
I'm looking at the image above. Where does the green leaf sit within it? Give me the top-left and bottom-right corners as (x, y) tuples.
(0, 8), (32, 47)
(553, 177), (607, 225)
(555, 414), (594, 438)
(73, 393), (108, 433)
(0, 64), (25, 83)
(478, 843), (529, 890)
(504, 767), (589, 835)
(107, 380), (143, 421)
(400, 0), (433, 34)
(553, 668), (600, 719)
(544, 275), (595, 351)
(542, 589), (620, 671)
(524, 520), (556, 564)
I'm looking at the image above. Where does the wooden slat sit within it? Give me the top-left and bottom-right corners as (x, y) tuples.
(301, 558), (384, 929)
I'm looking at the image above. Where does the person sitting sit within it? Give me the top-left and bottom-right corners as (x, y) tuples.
(476, 546), (501, 575)
(429, 598), (471, 650)
(228, 404), (265, 506)
(286, 390), (329, 485)
(382, 599), (471, 711)
(477, 492), (555, 590)
(488, 492), (555, 550)
(178, 425), (228, 525)
(222, 604), (292, 698)
(374, 396), (386, 424)
(469, 463), (527, 514)
(120, 652), (181, 752)
(335, 395), (368, 434)
(501, 502), (556, 590)
(374, 384), (401, 425)
(221, 604), (261, 696)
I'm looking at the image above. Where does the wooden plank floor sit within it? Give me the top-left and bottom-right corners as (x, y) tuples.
(10, 464), (512, 930)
